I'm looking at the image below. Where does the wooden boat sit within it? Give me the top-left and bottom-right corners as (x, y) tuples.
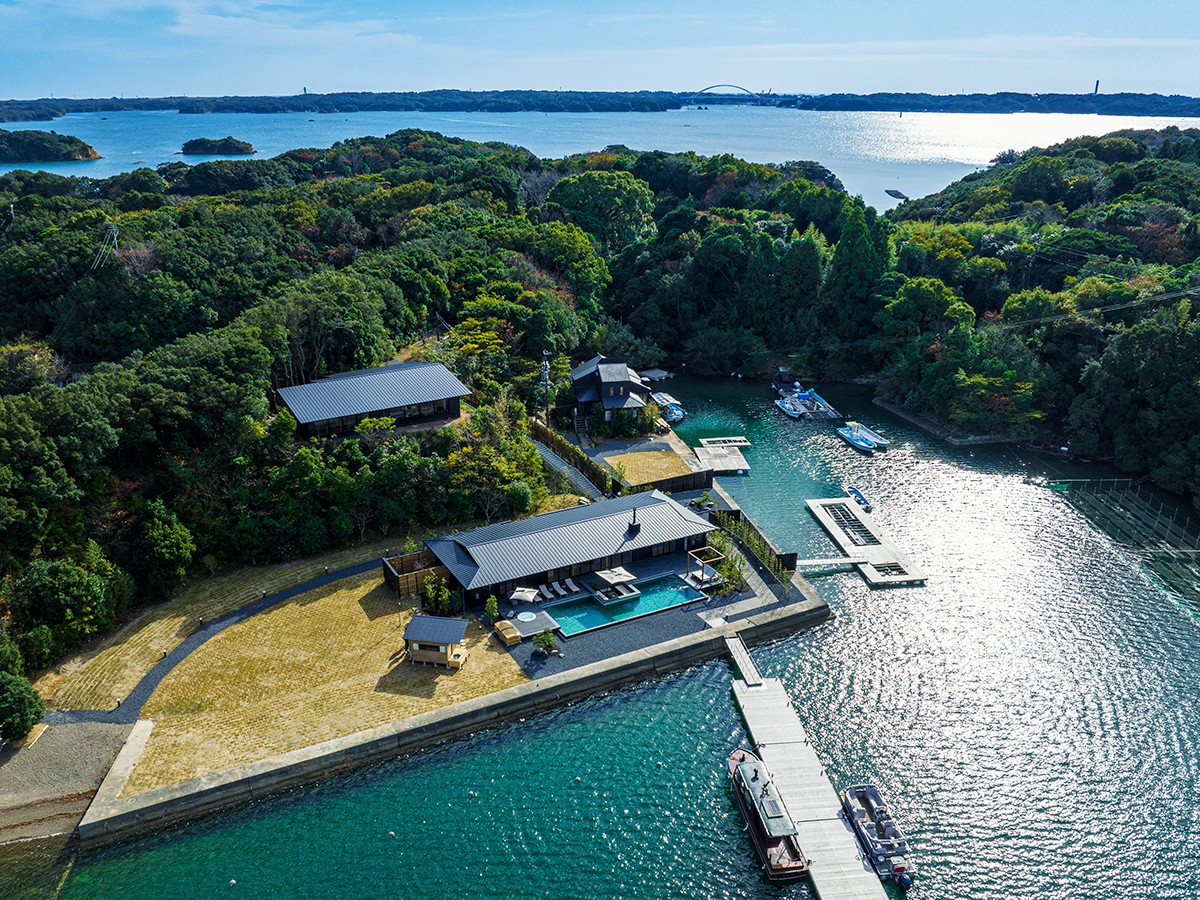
(845, 486), (872, 512)
(839, 784), (915, 890)
(837, 425), (876, 452)
(727, 747), (809, 881)
(844, 420), (890, 448)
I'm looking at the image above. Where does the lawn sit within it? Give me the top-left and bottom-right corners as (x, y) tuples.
(43, 536), (424, 711)
(122, 572), (528, 796)
(605, 450), (693, 486)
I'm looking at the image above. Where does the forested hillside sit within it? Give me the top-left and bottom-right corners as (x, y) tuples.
(0, 125), (1197, 701)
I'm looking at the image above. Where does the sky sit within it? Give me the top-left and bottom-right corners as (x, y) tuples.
(1, 0), (1198, 100)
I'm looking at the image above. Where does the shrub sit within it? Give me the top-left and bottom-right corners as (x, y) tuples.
(18, 625), (56, 671)
(0, 623), (24, 677)
(532, 628), (558, 655)
(0, 671), (44, 740)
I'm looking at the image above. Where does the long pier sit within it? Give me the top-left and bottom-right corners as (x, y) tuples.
(804, 499), (926, 586)
(727, 638), (886, 899)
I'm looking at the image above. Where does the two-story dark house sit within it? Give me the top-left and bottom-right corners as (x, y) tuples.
(570, 355), (651, 421)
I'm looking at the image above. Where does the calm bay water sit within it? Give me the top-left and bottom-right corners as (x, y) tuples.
(47, 380), (1200, 899)
(6, 106), (1200, 210)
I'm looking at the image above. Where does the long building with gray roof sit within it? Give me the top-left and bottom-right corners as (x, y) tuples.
(276, 362), (470, 437)
(425, 490), (715, 600)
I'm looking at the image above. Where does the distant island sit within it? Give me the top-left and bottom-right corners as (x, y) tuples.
(0, 127), (99, 161)
(181, 136), (255, 155)
(3, 90), (1200, 123)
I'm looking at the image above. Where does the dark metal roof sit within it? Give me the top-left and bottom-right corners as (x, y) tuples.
(601, 393), (646, 410)
(404, 615), (469, 645)
(425, 491), (715, 591)
(276, 363), (470, 425)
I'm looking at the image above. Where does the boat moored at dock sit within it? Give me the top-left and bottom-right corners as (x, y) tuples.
(845, 486), (872, 512)
(651, 391), (686, 423)
(775, 396), (804, 418)
(727, 747), (810, 881)
(839, 784), (915, 890)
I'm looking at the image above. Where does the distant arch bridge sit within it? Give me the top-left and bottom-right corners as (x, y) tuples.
(687, 84), (777, 105)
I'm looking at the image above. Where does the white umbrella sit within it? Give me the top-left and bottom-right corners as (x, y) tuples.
(510, 587), (540, 603)
(595, 566), (636, 585)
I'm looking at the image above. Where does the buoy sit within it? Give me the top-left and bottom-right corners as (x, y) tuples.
(230, 879), (236, 886)
(389, 831), (395, 838)
(574, 776), (581, 783)
(468, 790), (477, 798)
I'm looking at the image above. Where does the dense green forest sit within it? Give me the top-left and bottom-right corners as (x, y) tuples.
(0, 125), (1198, 716)
(0, 128), (99, 162)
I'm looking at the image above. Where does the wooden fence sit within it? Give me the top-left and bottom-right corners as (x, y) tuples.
(633, 469), (713, 495)
(382, 550), (449, 598)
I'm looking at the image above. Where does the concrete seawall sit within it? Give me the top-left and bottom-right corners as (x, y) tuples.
(77, 597), (830, 848)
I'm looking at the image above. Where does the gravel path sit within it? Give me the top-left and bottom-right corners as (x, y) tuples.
(0, 723), (131, 809)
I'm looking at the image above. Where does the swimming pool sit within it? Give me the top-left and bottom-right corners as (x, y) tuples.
(548, 575), (706, 637)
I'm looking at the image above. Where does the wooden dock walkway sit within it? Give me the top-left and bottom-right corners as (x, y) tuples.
(699, 436), (752, 448)
(724, 636), (762, 686)
(804, 499), (925, 586)
(730, 669), (886, 899)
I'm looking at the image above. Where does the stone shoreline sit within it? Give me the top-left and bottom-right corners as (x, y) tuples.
(77, 592), (829, 848)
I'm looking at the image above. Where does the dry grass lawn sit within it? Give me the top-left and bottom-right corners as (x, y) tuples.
(122, 572), (528, 796)
(43, 536), (423, 711)
(606, 450), (692, 486)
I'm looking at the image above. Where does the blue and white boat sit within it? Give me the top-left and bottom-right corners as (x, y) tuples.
(844, 420), (890, 449)
(775, 396), (804, 419)
(845, 486), (872, 512)
(837, 424), (877, 452)
(651, 391), (686, 424)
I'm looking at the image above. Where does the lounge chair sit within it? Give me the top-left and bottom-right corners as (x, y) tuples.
(538, 584), (555, 601)
(494, 620), (522, 647)
(551, 581), (568, 597)
(564, 577), (581, 594)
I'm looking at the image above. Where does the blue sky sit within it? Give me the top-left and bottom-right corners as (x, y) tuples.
(1, 0), (1198, 99)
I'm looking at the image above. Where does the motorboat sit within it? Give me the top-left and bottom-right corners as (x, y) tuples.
(837, 425), (876, 452)
(727, 747), (809, 881)
(844, 420), (890, 448)
(839, 784), (915, 890)
(651, 391), (686, 423)
(775, 396), (804, 419)
(845, 486), (872, 512)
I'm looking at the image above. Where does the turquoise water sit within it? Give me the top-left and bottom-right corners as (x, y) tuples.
(35, 379), (1200, 899)
(548, 575), (705, 636)
(7, 107), (1200, 210)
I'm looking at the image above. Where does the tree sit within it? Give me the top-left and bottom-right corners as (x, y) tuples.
(822, 201), (882, 344)
(0, 671), (43, 740)
(547, 171), (656, 253)
(11, 560), (113, 655)
(132, 498), (196, 602)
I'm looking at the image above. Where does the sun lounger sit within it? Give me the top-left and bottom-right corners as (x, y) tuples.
(494, 621), (522, 647)
(564, 577), (581, 594)
(538, 584), (555, 601)
(551, 581), (568, 597)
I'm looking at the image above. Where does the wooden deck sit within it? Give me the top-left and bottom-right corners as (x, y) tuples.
(699, 436), (752, 448)
(731, 675), (886, 900)
(803, 499), (926, 586)
(694, 444), (750, 474)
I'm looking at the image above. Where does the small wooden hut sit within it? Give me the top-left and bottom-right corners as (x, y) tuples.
(403, 615), (470, 669)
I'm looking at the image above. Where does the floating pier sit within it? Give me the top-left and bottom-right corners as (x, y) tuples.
(727, 638), (886, 900)
(802, 499), (925, 586)
(695, 437), (751, 474)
